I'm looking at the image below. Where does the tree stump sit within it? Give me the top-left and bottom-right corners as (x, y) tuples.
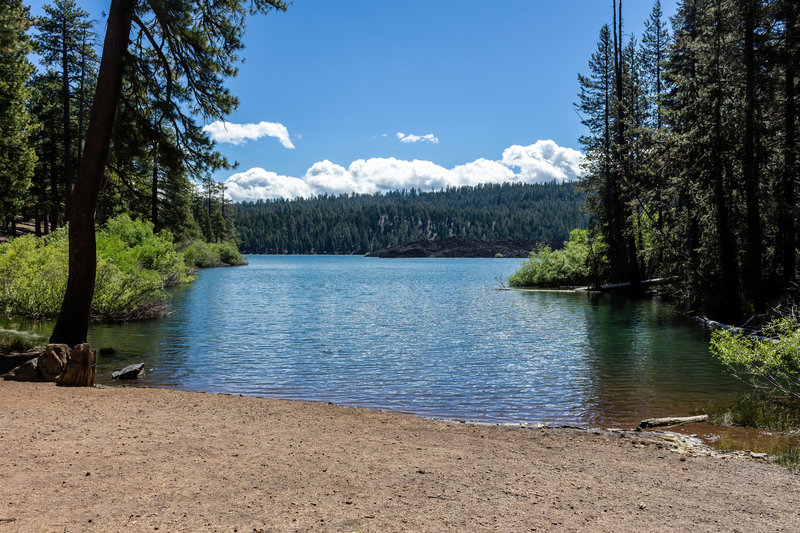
(55, 343), (97, 387)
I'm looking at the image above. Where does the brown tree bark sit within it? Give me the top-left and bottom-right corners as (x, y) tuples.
(49, 0), (134, 347)
(742, 0), (763, 311)
(779, 0), (797, 284)
(61, 16), (73, 223)
(711, 0), (740, 320)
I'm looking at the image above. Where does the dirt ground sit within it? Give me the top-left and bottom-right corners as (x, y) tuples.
(0, 381), (798, 532)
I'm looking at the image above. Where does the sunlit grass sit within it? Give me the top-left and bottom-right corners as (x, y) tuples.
(0, 328), (46, 352)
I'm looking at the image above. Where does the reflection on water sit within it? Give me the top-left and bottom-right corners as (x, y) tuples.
(5, 256), (746, 427)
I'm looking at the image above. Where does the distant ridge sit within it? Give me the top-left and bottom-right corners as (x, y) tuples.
(234, 182), (587, 255)
(369, 237), (546, 258)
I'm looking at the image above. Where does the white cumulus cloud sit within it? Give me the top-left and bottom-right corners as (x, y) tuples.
(224, 167), (312, 201)
(396, 132), (439, 144)
(203, 120), (296, 149)
(500, 139), (583, 183)
(224, 139), (583, 202)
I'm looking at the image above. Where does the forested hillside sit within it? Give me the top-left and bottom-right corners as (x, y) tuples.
(233, 182), (587, 255)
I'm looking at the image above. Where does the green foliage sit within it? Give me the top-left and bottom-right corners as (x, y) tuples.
(0, 0), (37, 224)
(0, 215), (194, 321)
(710, 318), (800, 401)
(0, 328), (46, 351)
(180, 239), (245, 268)
(508, 229), (606, 287)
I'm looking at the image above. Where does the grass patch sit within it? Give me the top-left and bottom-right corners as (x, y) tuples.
(706, 392), (800, 433)
(706, 392), (800, 470)
(770, 448), (800, 472)
(0, 328), (46, 352)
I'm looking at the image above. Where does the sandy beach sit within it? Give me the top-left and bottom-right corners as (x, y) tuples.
(0, 381), (798, 532)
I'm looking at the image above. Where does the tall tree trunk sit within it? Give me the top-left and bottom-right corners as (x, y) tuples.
(62, 17), (73, 223)
(77, 27), (87, 171)
(711, 0), (740, 319)
(49, 133), (59, 230)
(779, 0), (797, 284)
(742, 0), (763, 310)
(151, 147), (159, 231)
(50, 0), (134, 347)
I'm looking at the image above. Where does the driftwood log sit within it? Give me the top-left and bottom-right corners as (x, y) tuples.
(638, 415), (708, 429)
(55, 343), (97, 387)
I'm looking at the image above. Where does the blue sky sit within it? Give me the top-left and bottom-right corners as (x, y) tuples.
(27, 0), (678, 200)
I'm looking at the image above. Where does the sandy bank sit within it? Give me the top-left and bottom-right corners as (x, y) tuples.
(0, 381), (797, 532)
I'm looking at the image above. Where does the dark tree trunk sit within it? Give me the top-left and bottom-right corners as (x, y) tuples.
(779, 0), (797, 284)
(50, 0), (134, 347)
(151, 149), (159, 231)
(742, 0), (763, 310)
(49, 134), (59, 229)
(62, 17), (73, 223)
(711, 0), (740, 319)
(77, 27), (87, 171)
(35, 216), (41, 237)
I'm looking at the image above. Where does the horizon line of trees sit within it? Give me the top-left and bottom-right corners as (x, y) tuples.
(578, 0), (798, 321)
(233, 182), (587, 255)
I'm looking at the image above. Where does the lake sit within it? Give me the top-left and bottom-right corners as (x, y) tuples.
(14, 255), (746, 427)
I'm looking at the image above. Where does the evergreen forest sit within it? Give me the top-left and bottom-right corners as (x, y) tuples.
(0, 0), (242, 248)
(233, 182), (587, 255)
(575, 0), (799, 321)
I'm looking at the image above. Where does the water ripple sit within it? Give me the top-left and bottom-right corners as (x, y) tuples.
(82, 255), (745, 427)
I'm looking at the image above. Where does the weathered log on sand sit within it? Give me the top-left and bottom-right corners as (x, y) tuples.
(55, 343), (96, 387)
(638, 415), (708, 429)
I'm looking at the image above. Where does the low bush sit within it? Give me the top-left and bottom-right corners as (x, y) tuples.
(180, 239), (245, 268)
(0, 215), (194, 321)
(508, 229), (605, 287)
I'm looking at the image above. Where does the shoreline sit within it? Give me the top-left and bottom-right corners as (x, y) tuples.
(1, 381), (797, 532)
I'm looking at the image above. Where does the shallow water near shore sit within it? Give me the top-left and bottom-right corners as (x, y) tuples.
(8, 255), (747, 428)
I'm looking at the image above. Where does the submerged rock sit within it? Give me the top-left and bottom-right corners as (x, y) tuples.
(112, 363), (145, 380)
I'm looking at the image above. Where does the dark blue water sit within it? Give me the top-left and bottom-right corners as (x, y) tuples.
(77, 256), (743, 426)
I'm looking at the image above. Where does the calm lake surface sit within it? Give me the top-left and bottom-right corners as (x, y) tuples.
(19, 255), (747, 427)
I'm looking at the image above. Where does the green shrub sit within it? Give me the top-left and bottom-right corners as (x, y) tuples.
(181, 240), (219, 268)
(180, 239), (245, 268)
(0, 215), (194, 321)
(710, 317), (800, 401)
(216, 240), (245, 266)
(508, 229), (604, 287)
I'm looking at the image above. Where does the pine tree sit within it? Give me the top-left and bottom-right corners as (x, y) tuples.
(34, 0), (94, 223)
(50, 0), (289, 347)
(0, 0), (36, 231)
